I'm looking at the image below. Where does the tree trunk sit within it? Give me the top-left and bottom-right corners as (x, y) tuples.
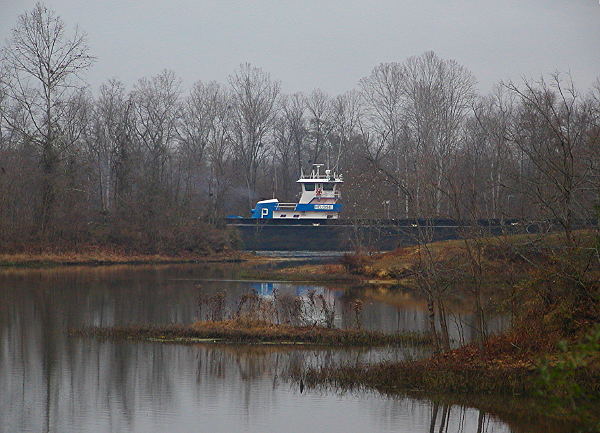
(39, 144), (58, 235)
(474, 289), (487, 350)
(437, 298), (451, 350)
(427, 294), (440, 352)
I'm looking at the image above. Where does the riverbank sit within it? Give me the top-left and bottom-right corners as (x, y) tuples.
(299, 333), (600, 428)
(291, 230), (600, 426)
(0, 248), (264, 268)
(239, 263), (361, 283)
(300, 324), (600, 393)
(70, 319), (433, 346)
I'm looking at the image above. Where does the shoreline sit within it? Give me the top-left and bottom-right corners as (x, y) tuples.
(295, 329), (600, 427)
(286, 231), (600, 428)
(0, 249), (270, 269)
(238, 263), (364, 283)
(69, 321), (434, 347)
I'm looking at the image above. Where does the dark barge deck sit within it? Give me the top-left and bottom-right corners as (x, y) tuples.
(226, 218), (539, 252)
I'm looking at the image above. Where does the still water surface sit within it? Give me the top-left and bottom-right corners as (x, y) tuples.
(0, 264), (564, 432)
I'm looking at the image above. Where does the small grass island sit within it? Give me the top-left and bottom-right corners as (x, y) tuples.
(70, 318), (432, 347)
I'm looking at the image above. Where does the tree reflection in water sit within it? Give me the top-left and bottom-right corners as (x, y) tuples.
(0, 265), (557, 433)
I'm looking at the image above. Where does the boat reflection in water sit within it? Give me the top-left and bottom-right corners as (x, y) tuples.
(0, 264), (561, 433)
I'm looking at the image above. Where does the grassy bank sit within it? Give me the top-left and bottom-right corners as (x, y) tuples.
(70, 318), (433, 346)
(294, 230), (600, 427)
(238, 263), (360, 283)
(300, 326), (600, 393)
(289, 324), (600, 429)
(0, 248), (259, 268)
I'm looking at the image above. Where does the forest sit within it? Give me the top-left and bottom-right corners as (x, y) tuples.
(1, 4), (599, 254)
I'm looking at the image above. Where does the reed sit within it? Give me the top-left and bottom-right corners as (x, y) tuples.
(69, 319), (433, 346)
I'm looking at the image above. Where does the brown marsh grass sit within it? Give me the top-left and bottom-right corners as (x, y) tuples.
(69, 319), (433, 346)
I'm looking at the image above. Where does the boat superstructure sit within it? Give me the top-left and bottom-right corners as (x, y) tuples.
(250, 164), (343, 219)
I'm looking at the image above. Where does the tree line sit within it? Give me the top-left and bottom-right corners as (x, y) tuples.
(1, 3), (599, 252)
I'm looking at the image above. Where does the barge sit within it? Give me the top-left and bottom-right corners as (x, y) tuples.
(226, 164), (526, 252)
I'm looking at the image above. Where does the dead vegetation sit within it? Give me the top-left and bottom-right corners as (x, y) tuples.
(295, 230), (600, 427)
(238, 263), (358, 283)
(197, 288), (340, 328)
(69, 319), (432, 346)
(0, 246), (249, 268)
(71, 287), (432, 346)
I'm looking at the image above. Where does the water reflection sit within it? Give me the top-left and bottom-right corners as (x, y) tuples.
(0, 264), (507, 339)
(3, 336), (515, 433)
(0, 265), (553, 432)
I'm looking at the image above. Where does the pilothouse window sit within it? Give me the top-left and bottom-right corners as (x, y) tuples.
(323, 183), (334, 191)
(304, 183), (315, 191)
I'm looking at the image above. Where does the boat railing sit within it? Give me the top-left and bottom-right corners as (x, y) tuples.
(308, 174), (342, 180)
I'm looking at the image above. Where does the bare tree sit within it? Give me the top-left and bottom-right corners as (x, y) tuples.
(178, 81), (216, 205)
(229, 63), (280, 207)
(412, 231), (453, 352)
(0, 65), (11, 152)
(272, 108), (296, 200)
(131, 70), (181, 230)
(463, 87), (516, 220)
(504, 74), (598, 243)
(401, 51), (476, 215)
(329, 90), (362, 171)
(0, 2), (94, 233)
(359, 62), (411, 217)
(358, 53), (476, 218)
(180, 80), (232, 221)
(588, 79), (600, 212)
(86, 79), (132, 214)
(305, 89), (332, 166)
(281, 93), (308, 176)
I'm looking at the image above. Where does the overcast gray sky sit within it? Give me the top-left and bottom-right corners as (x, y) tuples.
(1, 0), (599, 95)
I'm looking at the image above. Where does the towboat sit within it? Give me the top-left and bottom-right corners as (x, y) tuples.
(250, 164), (343, 220)
(226, 165), (523, 251)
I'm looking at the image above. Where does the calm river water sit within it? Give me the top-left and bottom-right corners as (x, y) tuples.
(0, 263), (570, 432)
